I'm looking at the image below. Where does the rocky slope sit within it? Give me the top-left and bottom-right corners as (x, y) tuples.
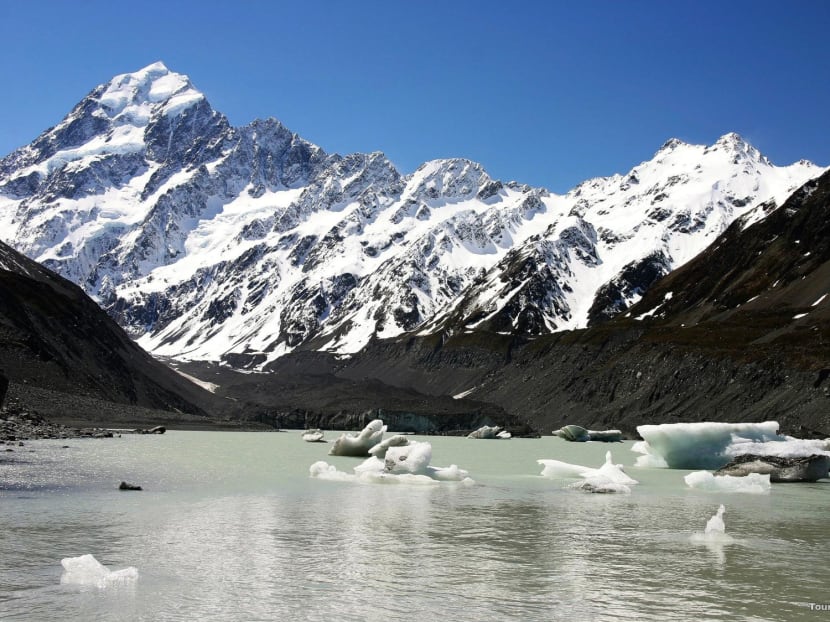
(0, 239), (218, 423)
(0, 63), (822, 371)
(213, 171), (829, 436)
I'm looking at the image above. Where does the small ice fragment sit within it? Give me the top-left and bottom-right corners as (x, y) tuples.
(60, 554), (138, 588)
(690, 504), (735, 545)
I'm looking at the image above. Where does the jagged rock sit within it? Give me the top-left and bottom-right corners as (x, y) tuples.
(716, 454), (830, 482)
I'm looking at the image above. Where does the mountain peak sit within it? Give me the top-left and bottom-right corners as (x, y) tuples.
(657, 137), (688, 153)
(715, 131), (748, 147)
(100, 62), (202, 117)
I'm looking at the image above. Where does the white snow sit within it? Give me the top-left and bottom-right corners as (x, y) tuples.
(813, 294), (827, 306)
(60, 554), (138, 588)
(684, 471), (771, 494)
(634, 421), (830, 469)
(173, 369), (218, 393)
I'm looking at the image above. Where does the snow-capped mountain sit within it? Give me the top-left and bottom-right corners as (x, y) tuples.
(0, 63), (824, 368)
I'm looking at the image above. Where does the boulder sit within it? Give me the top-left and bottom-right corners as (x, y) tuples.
(716, 454), (830, 482)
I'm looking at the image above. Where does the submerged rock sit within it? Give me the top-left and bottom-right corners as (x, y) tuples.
(716, 454), (830, 482)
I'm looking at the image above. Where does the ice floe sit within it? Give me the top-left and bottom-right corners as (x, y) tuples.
(311, 440), (473, 485)
(684, 470), (771, 494)
(329, 419), (387, 456)
(60, 554), (138, 588)
(538, 451), (638, 493)
(633, 421), (830, 469)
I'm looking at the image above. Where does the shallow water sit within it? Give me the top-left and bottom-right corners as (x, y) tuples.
(1, 431), (827, 621)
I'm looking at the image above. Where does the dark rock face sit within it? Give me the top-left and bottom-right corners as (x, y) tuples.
(716, 454), (830, 482)
(0, 240), (217, 417)
(587, 250), (671, 326)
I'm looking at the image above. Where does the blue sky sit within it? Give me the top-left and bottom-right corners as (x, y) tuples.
(1, 0), (828, 192)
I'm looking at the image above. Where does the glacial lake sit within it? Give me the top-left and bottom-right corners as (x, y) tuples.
(1, 431), (828, 621)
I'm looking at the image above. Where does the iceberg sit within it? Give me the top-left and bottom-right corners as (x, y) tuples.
(684, 470), (771, 494)
(553, 424), (623, 442)
(311, 441), (473, 485)
(329, 419), (387, 456)
(60, 554), (138, 588)
(633, 421), (830, 469)
(368, 434), (410, 459)
(538, 451), (638, 493)
(302, 429), (325, 442)
(467, 425), (506, 439)
(690, 505), (735, 545)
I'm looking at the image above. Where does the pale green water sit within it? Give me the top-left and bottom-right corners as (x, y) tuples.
(1, 431), (828, 621)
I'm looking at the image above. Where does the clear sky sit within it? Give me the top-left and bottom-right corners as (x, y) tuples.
(1, 0), (828, 192)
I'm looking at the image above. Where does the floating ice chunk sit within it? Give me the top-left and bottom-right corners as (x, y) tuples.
(368, 434), (410, 458)
(635, 421), (785, 469)
(496, 430), (512, 439)
(537, 458), (595, 480)
(384, 442), (432, 475)
(690, 505), (735, 545)
(684, 470), (771, 494)
(302, 429), (325, 442)
(568, 475), (632, 494)
(60, 554), (138, 588)
(311, 441), (472, 484)
(329, 419), (387, 456)
(539, 451), (638, 492)
(467, 425), (504, 439)
(553, 425), (622, 442)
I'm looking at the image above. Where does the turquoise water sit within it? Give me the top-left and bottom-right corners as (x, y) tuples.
(1, 431), (827, 621)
